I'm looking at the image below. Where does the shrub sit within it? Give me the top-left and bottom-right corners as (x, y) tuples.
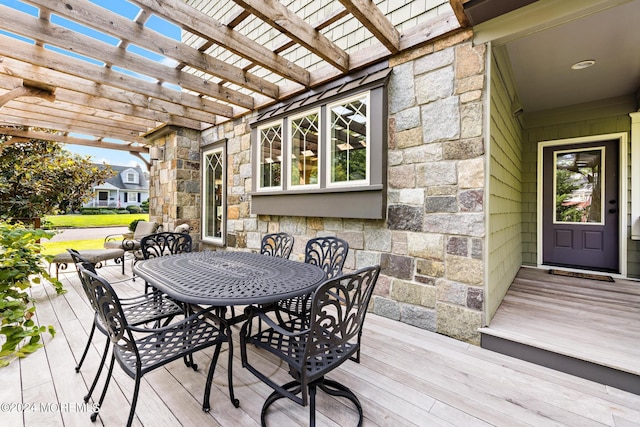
(80, 208), (101, 215)
(0, 219), (65, 367)
(115, 209), (130, 214)
(98, 209), (113, 215)
(140, 200), (149, 213)
(129, 218), (143, 232)
(126, 205), (142, 214)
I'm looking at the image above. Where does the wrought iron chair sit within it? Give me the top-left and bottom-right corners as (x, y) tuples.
(134, 231), (192, 283)
(260, 232), (294, 258)
(104, 220), (158, 253)
(273, 236), (349, 341)
(240, 265), (381, 427)
(67, 249), (184, 403)
(79, 266), (238, 426)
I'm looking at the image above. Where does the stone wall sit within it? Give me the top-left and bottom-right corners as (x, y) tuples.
(195, 30), (488, 345)
(147, 127), (202, 247)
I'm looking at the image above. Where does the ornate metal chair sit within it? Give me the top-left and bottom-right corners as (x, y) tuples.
(67, 249), (184, 403)
(79, 265), (238, 426)
(134, 231), (192, 282)
(240, 265), (381, 427)
(260, 232), (294, 258)
(274, 236), (349, 339)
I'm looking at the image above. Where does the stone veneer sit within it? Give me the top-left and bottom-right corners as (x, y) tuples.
(149, 30), (487, 345)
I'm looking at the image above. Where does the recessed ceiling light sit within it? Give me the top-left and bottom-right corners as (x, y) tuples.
(571, 60), (596, 70)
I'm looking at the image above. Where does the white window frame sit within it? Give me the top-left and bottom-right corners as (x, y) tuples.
(126, 192), (137, 203)
(202, 143), (226, 245)
(287, 108), (321, 190)
(256, 120), (284, 192)
(326, 92), (371, 188)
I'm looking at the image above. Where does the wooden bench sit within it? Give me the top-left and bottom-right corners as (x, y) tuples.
(50, 248), (125, 278)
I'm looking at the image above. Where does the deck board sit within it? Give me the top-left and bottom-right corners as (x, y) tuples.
(2, 263), (640, 426)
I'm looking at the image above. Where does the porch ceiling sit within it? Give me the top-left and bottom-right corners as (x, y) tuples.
(0, 0), (466, 158)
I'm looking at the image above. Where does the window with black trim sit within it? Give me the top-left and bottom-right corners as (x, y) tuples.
(250, 65), (389, 219)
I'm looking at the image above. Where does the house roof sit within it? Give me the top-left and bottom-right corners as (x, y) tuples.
(0, 0), (466, 157)
(102, 164), (149, 192)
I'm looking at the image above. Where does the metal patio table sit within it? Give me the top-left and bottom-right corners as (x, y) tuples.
(133, 250), (327, 309)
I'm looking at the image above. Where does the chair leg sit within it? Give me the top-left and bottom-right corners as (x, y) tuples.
(76, 321), (97, 372)
(202, 343), (222, 412)
(126, 374), (142, 427)
(84, 337), (110, 403)
(91, 352), (116, 422)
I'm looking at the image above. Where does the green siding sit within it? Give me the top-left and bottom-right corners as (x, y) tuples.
(487, 50), (524, 320)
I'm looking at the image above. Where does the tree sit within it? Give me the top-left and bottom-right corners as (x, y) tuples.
(0, 135), (114, 218)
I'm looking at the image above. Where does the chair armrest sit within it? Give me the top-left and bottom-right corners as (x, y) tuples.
(244, 305), (309, 338)
(128, 305), (225, 334)
(104, 233), (123, 243)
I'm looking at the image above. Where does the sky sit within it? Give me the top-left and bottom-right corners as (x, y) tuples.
(0, 0), (182, 168)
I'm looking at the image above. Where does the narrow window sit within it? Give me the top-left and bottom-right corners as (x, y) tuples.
(328, 93), (369, 186)
(289, 110), (320, 188)
(203, 145), (225, 244)
(258, 122), (283, 190)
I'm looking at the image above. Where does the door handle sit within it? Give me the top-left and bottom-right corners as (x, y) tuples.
(609, 208), (617, 213)
(608, 199), (616, 204)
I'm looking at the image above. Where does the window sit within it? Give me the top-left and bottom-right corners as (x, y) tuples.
(289, 109), (320, 188)
(258, 121), (282, 190)
(126, 192), (137, 203)
(328, 94), (369, 186)
(202, 143), (226, 245)
(251, 65), (389, 220)
(126, 172), (137, 183)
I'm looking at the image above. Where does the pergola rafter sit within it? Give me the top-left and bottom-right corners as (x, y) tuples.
(0, 0), (462, 154)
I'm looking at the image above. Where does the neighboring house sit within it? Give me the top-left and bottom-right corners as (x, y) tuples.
(84, 164), (149, 209)
(141, 0), (639, 348)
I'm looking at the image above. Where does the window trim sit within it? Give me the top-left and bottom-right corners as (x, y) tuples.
(250, 64), (389, 219)
(326, 92), (371, 189)
(288, 107), (321, 190)
(201, 141), (226, 246)
(256, 120), (284, 192)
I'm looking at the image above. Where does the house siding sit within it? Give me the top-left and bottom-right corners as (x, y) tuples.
(487, 49), (524, 321)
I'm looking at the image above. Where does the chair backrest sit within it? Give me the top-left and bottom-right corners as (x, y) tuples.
(79, 265), (136, 350)
(304, 236), (349, 279)
(132, 221), (158, 240)
(260, 232), (294, 259)
(140, 231), (192, 259)
(305, 265), (380, 372)
(67, 249), (101, 310)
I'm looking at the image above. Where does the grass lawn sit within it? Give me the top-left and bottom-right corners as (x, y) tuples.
(41, 239), (106, 256)
(45, 213), (148, 228)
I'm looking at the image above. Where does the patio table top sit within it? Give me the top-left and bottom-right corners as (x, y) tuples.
(133, 250), (326, 306)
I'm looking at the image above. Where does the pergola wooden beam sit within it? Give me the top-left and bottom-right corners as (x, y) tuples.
(0, 34), (230, 119)
(449, 0), (471, 28)
(128, 0), (311, 87)
(0, 127), (149, 153)
(0, 84), (55, 107)
(233, 0), (349, 72)
(27, 0), (278, 100)
(0, 57), (212, 127)
(0, 128), (147, 153)
(336, 0), (401, 54)
(0, 5), (254, 110)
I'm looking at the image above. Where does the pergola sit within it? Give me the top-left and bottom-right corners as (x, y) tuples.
(0, 0), (475, 167)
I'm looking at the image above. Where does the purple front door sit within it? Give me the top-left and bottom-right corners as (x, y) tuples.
(542, 140), (619, 272)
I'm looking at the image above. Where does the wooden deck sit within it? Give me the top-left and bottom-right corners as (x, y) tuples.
(481, 267), (640, 395)
(3, 262), (640, 426)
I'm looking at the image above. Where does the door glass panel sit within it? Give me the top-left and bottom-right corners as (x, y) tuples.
(553, 148), (604, 224)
